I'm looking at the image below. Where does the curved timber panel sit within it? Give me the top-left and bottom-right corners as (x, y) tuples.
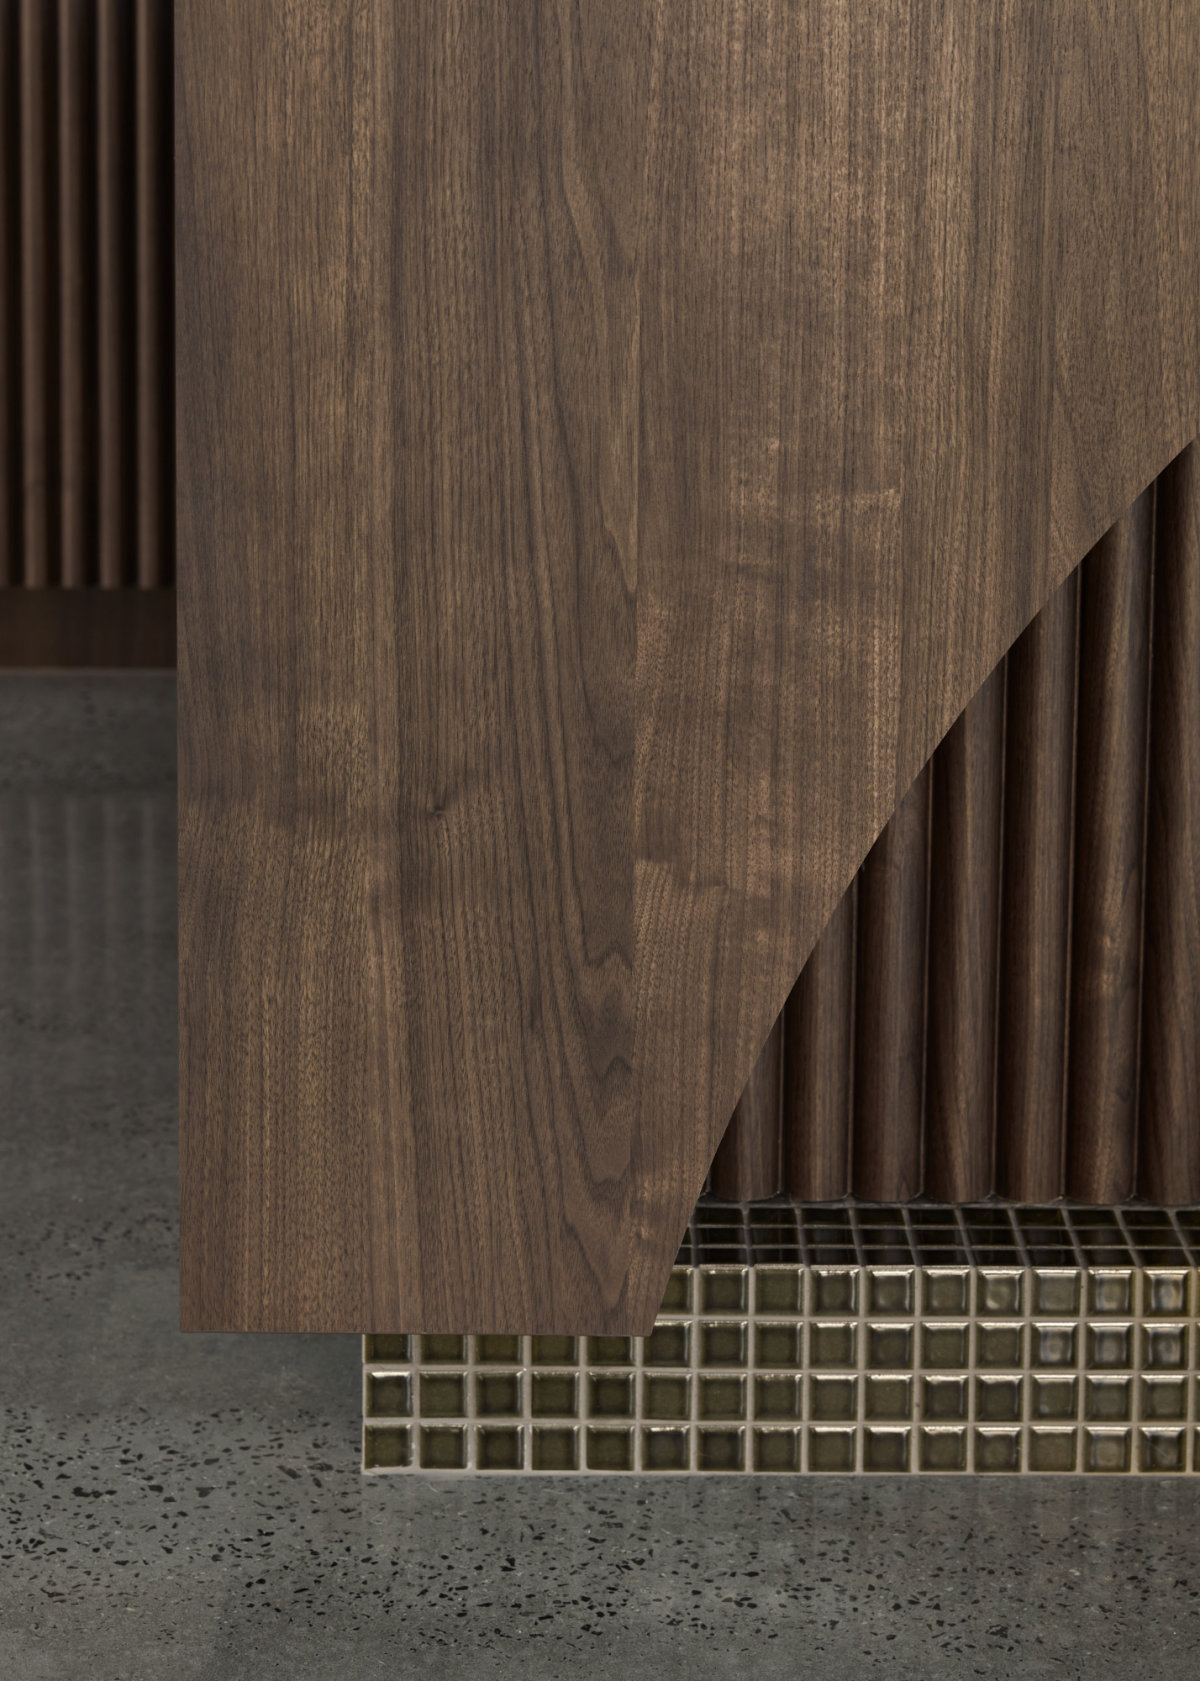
(178, 1), (1200, 1332)
(713, 443), (1200, 1209)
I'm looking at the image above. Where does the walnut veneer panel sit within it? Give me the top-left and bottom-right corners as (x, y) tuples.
(178, 1), (1200, 1332)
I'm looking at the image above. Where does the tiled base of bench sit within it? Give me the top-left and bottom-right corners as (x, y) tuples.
(363, 1201), (1200, 1474)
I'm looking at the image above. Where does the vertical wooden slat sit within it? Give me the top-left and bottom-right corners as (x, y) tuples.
(925, 661), (1006, 1202)
(96, 0), (125, 586)
(135, 0), (168, 586)
(1139, 443), (1200, 1203)
(1066, 486), (1155, 1202)
(783, 882), (855, 1200)
(852, 762), (931, 1201)
(710, 1016), (783, 1200)
(0, 0), (18, 583)
(58, 0), (88, 586)
(19, 0), (50, 585)
(996, 571), (1079, 1200)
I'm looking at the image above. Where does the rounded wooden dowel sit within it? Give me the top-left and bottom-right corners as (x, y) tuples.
(925, 661), (1006, 1202)
(58, 0), (89, 587)
(996, 569), (1078, 1200)
(783, 880), (856, 1201)
(853, 762), (931, 1202)
(710, 1014), (783, 1200)
(19, 0), (49, 585)
(1066, 486), (1154, 1202)
(1139, 443), (1200, 1203)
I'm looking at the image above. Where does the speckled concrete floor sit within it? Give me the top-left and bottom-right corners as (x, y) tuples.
(1, 673), (1199, 1681)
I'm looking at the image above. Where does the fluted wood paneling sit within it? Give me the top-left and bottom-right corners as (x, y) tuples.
(851, 767), (931, 1203)
(0, 0), (172, 592)
(996, 569), (1079, 1200)
(1140, 442), (1200, 1203)
(1066, 488), (1155, 1202)
(925, 662), (1006, 1202)
(717, 450), (1198, 1205)
(783, 884), (856, 1201)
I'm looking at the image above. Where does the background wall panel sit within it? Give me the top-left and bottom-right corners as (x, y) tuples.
(0, 0), (172, 596)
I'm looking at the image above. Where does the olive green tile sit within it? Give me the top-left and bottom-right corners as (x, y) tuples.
(1031, 1323), (1075, 1369)
(698, 1428), (744, 1471)
(531, 1336), (577, 1365)
(646, 1322), (691, 1367)
(810, 1321), (857, 1368)
(364, 1426), (410, 1470)
(868, 1270), (914, 1316)
(755, 1322), (801, 1368)
(1087, 1323), (1131, 1370)
(476, 1372), (521, 1417)
(1144, 1270), (1190, 1316)
(643, 1374), (690, 1421)
(659, 1269), (692, 1314)
(1088, 1270), (1132, 1316)
(1143, 1323), (1189, 1369)
(865, 1374), (912, 1421)
(419, 1427), (466, 1470)
(978, 1270), (1023, 1316)
(1084, 1427), (1131, 1472)
(477, 1427), (522, 1470)
(808, 1427), (856, 1471)
(475, 1335), (522, 1365)
(699, 1376), (746, 1420)
(702, 1269), (748, 1314)
(811, 1269), (857, 1314)
(755, 1268), (800, 1315)
(922, 1321), (968, 1369)
(531, 1427), (578, 1471)
(974, 1324), (1021, 1364)
(420, 1335), (465, 1364)
(587, 1336), (632, 1367)
(809, 1374), (857, 1422)
(420, 1373), (465, 1418)
(1139, 1427), (1186, 1472)
(756, 1375), (800, 1420)
(366, 1373), (410, 1418)
(867, 1322), (913, 1369)
(919, 1426), (966, 1471)
(1028, 1427), (1076, 1472)
(642, 1428), (689, 1471)
(975, 1427), (1021, 1472)
(922, 1376), (967, 1421)
(975, 1375), (1022, 1422)
(1031, 1375), (1077, 1421)
(922, 1269), (969, 1316)
(586, 1427), (633, 1471)
(701, 1322), (746, 1366)
(754, 1428), (800, 1472)
(863, 1427), (910, 1471)
(1141, 1375), (1187, 1421)
(365, 1335), (411, 1363)
(1084, 1376), (1131, 1423)
(1033, 1271), (1079, 1315)
(589, 1373), (634, 1419)
(531, 1372), (577, 1418)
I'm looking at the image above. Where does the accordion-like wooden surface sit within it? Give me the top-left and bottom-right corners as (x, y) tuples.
(178, 0), (1200, 1333)
(714, 446), (1200, 1210)
(0, 0), (173, 591)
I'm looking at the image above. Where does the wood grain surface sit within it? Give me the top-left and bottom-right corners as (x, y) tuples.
(179, 1), (1200, 1331)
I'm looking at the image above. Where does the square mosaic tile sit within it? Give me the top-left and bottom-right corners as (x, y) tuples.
(364, 1201), (1200, 1474)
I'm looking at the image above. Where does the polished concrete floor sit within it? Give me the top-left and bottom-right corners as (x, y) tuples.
(1, 672), (1199, 1680)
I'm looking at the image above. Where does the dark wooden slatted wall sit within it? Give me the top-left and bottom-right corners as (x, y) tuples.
(0, 0), (172, 591)
(714, 446), (1200, 1204)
